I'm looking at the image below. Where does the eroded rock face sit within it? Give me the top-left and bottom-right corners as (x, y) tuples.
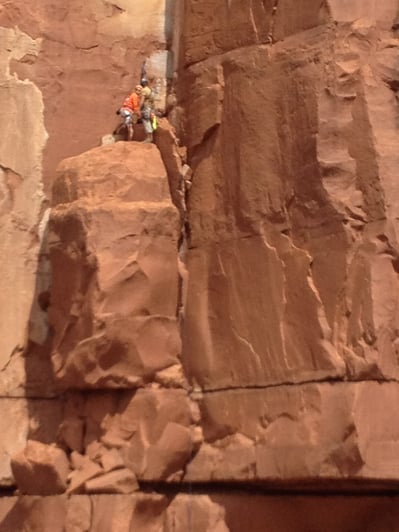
(49, 142), (181, 389)
(0, 0), (172, 189)
(173, 0), (399, 489)
(0, 27), (47, 395)
(4, 0), (399, 528)
(0, 0), (173, 397)
(0, 399), (61, 486)
(0, 0), (174, 491)
(59, 387), (200, 485)
(0, 494), (229, 532)
(186, 382), (399, 482)
(180, 4), (399, 390)
(11, 440), (70, 495)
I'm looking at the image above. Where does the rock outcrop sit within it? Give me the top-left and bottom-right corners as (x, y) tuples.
(11, 440), (70, 495)
(2, 0), (399, 530)
(49, 142), (181, 389)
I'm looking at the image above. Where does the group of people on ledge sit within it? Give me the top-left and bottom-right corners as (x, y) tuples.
(115, 78), (157, 143)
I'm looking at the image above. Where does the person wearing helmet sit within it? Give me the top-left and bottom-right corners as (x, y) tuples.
(114, 85), (142, 141)
(139, 78), (155, 143)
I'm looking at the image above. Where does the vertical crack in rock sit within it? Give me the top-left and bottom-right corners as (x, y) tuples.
(249, 0), (260, 43)
(351, 79), (386, 223)
(268, 0), (280, 42)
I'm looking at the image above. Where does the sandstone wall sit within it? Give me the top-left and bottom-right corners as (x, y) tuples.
(178, 0), (399, 486)
(2, 0), (399, 530)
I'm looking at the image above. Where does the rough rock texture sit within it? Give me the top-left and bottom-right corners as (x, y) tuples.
(0, 0), (172, 189)
(0, 0), (173, 395)
(59, 387), (200, 485)
(0, 0), (174, 486)
(0, 494), (228, 532)
(11, 440), (70, 495)
(4, 0), (399, 529)
(49, 142), (181, 389)
(0, 26), (48, 395)
(4, 493), (399, 531)
(0, 399), (61, 486)
(186, 382), (399, 482)
(173, 0), (399, 486)
(213, 494), (399, 532)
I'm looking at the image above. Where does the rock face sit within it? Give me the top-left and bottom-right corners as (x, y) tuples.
(0, 494), (229, 532)
(3, 0), (399, 530)
(0, 26), (47, 396)
(59, 387), (199, 485)
(11, 440), (70, 495)
(175, 0), (399, 486)
(0, 0), (173, 398)
(0, 0), (174, 490)
(49, 142), (181, 389)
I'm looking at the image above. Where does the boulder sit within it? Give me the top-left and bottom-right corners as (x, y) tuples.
(84, 469), (139, 494)
(67, 458), (103, 495)
(164, 495), (229, 532)
(143, 422), (193, 480)
(11, 441), (69, 495)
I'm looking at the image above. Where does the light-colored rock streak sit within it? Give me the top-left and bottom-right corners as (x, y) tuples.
(0, 27), (47, 374)
(249, 0), (260, 43)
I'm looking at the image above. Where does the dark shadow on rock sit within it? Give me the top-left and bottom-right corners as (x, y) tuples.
(23, 209), (57, 398)
(0, 496), (67, 532)
(22, 208), (63, 449)
(164, 0), (174, 48)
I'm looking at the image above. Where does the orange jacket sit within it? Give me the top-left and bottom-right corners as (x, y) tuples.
(122, 92), (140, 114)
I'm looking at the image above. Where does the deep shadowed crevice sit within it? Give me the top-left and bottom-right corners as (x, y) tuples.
(139, 478), (399, 496)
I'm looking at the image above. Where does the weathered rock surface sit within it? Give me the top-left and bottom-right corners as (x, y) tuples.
(4, 0), (399, 528)
(60, 388), (199, 484)
(186, 382), (399, 482)
(0, 399), (61, 487)
(175, 0), (399, 493)
(180, 6), (399, 393)
(11, 440), (69, 495)
(0, 0), (174, 398)
(84, 468), (139, 494)
(213, 494), (399, 532)
(0, 26), (48, 397)
(0, 494), (229, 532)
(0, 0), (172, 189)
(4, 493), (399, 531)
(49, 142), (181, 389)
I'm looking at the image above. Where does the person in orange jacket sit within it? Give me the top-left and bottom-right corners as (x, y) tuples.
(115, 85), (142, 141)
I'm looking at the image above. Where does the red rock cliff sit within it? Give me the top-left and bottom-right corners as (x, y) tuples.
(2, 1), (399, 531)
